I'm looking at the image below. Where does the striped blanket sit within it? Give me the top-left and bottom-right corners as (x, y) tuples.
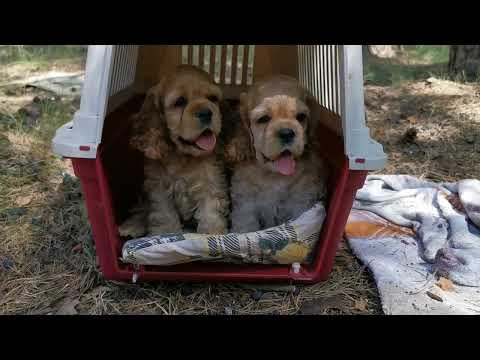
(122, 203), (326, 266)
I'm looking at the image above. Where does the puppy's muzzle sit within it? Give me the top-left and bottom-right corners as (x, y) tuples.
(196, 108), (213, 126)
(277, 128), (296, 146)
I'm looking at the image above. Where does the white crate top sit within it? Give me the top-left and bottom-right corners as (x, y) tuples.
(52, 45), (387, 170)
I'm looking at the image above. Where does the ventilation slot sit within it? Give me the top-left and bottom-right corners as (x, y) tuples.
(108, 45), (139, 97)
(182, 45), (255, 86)
(297, 45), (342, 116)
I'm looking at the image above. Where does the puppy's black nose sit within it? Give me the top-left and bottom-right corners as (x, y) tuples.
(278, 128), (296, 144)
(196, 108), (213, 125)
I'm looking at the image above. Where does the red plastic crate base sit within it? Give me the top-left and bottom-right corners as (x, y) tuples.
(71, 156), (366, 284)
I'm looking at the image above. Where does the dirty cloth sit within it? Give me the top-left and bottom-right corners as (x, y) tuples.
(346, 175), (480, 315)
(26, 73), (84, 97)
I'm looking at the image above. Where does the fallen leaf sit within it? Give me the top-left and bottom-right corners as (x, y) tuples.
(407, 116), (418, 125)
(15, 194), (33, 206)
(72, 244), (82, 253)
(426, 291), (443, 302)
(56, 298), (80, 315)
(354, 299), (368, 312)
(436, 277), (455, 292)
(446, 194), (466, 213)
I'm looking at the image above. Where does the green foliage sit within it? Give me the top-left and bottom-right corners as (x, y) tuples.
(364, 45), (450, 86)
(0, 45), (87, 65)
(405, 45), (450, 64)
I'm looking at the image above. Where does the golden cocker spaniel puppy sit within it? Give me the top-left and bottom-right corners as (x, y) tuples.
(119, 65), (229, 237)
(225, 75), (329, 233)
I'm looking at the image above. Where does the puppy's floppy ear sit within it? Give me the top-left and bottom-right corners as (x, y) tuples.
(224, 92), (255, 164)
(130, 82), (172, 161)
(140, 83), (163, 113)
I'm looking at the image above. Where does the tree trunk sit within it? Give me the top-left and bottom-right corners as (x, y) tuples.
(368, 45), (401, 59)
(448, 45), (480, 82)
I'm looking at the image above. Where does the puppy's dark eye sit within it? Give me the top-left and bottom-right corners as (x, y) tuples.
(296, 113), (307, 122)
(208, 95), (219, 103)
(257, 115), (271, 124)
(174, 96), (188, 108)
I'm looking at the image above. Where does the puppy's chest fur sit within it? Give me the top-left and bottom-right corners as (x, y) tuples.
(144, 154), (226, 222)
(231, 155), (327, 229)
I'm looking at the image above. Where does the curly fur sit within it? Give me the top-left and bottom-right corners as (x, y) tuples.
(226, 75), (329, 233)
(119, 65), (229, 237)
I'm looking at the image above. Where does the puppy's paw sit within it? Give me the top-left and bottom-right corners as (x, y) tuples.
(197, 219), (228, 235)
(118, 216), (147, 238)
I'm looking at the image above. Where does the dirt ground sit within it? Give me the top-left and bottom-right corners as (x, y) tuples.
(1, 54), (479, 315)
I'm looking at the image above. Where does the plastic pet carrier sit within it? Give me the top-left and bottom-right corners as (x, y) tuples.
(52, 45), (387, 284)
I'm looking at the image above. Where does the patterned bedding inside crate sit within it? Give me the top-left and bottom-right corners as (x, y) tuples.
(122, 203), (326, 266)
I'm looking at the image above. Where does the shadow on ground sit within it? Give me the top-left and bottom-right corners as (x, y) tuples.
(365, 81), (480, 181)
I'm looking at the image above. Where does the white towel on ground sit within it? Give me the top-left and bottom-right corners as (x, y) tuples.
(346, 175), (480, 315)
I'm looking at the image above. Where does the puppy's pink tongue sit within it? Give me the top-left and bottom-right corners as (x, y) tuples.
(195, 133), (217, 152)
(274, 153), (296, 176)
